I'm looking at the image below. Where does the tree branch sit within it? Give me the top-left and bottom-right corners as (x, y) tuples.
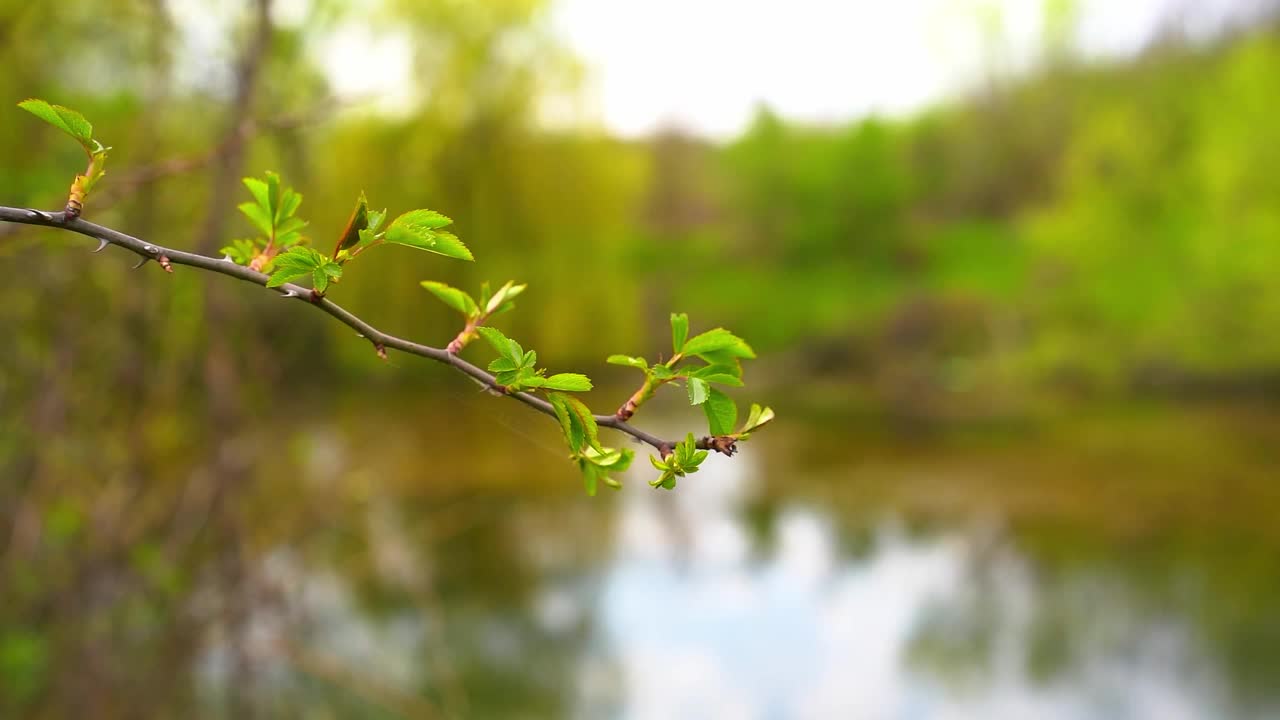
(0, 206), (714, 457)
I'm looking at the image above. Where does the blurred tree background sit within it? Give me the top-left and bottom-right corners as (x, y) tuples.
(3, 0), (1280, 717)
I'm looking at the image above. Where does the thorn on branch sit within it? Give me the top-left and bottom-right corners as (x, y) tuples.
(279, 289), (299, 298)
(131, 256), (151, 270)
(92, 238), (109, 253)
(28, 209), (54, 221)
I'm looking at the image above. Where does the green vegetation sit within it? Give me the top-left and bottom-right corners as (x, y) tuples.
(12, 102), (773, 494)
(3, 1), (1280, 716)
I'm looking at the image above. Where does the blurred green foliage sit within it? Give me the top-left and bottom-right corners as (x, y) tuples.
(3, 0), (1280, 716)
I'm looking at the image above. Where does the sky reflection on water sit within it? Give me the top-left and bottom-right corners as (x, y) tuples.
(205, 408), (1280, 720)
(579, 440), (1262, 720)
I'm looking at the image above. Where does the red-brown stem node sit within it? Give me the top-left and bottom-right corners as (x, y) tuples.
(707, 436), (738, 456)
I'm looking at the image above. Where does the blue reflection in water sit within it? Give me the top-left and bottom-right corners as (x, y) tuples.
(212, 419), (1277, 720)
(581, 445), (1246, 720)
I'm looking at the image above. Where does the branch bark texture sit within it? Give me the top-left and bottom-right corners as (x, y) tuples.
(0, 206), (717, 457)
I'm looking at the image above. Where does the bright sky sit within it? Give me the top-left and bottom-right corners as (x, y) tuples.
(548, 0), (1266, 138)
(179, 0), (1267, 140)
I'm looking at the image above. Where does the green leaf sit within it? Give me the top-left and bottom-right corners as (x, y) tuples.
(488, 357), (518, 373)
(549, 392), (585, 452)
(384, 210), (473, 261)
(476, 327), (523, 366)
(688, 363), (743, 382)
(549, 392), (601, 453)
(243, 177), (271, 215)
(542, 373), (593, 392)
(272, 247), (322, 269)
(485, 281), (527, 315)
(278, 186), (302, 221)
(607, 355), (648, 369)
(221, 239), (259, 265)
(18, 99), (94, 151)
(696, 345), (756, 365)
(576, 446), (633, 496)
(740, 404), (776, 435)
(590, 446), (633, 471)
(277, 216), (307, 237)
(649, 364), (676, 381)
(517, 374), (545, 390)
(683, 328), (756, 358)
(312, 267), (330, 293)
(267, 266), (310, 288)
(420, 281), (478, 316)
(237, 202), (274, 238)
(671, 313), (689, 353)
(702, 387), (738, 436)
(690, 372), (743, 387)
(494, 369), (522, 386)
(264, 171), (281, 213)
(477, 326), (512, 358)
(266, 247), (325, 287)
(686, 377), (709, 405)
(565, 395), (600, 451)
(335, 193), (369, 255)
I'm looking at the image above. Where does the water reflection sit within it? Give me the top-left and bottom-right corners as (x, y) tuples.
(586, 437), (1276, 720)
(10, 397), (1280, 718)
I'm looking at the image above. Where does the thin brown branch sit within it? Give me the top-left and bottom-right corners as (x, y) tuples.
(0, 206), (721, 456)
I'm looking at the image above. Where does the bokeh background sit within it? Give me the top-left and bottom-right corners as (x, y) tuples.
(3, 0), (1280, 717)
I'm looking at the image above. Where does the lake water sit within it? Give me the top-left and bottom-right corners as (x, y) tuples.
(173, 395), (1280, 719)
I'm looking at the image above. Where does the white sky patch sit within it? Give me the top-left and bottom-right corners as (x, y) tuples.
(167, 0), (1273, 135)
(550, 0), (1270, 138)
(316, 25), (417, 115)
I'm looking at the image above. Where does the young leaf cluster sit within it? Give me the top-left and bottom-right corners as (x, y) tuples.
(219, 175), (475, 295)
(266, 247), (344, 292)
(422, 279), (526, 352)
(18, 99), (110, 214)
(476, 327), (592, 393)
(648, 434), (708, 490)
(548, 392), (634, 496)
(221, 171), (308, 273)
(611, 313), (777, 484)
(610, 313), (761, 437)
